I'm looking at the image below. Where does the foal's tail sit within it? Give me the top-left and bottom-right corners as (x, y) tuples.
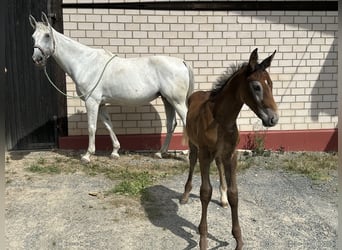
(181, 126), (189, 146)
(183, 61), (194, 106)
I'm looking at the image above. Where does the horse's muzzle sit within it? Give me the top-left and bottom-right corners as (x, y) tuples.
(32, 46), (47, 67)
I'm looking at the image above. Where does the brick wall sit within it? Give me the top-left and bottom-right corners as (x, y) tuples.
(62, 1), (338, 137)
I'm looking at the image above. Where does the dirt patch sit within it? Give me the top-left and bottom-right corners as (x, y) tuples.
(5, 150), (337, 249)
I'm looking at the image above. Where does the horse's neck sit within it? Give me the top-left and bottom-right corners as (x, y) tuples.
(51, 29), (100, 78)
(212, 78), (243, 128)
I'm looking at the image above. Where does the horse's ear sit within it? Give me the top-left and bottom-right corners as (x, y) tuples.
(29, 14), (37, 29)
(248, 48), (258, 72)
(260, 50), (276, 70)
(41, 12), (50, 26)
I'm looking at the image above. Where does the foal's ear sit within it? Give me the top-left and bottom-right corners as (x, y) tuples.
(29, 15), (37, 29)
(41, 12), (50, 26)
(248, 48), (259, 72)
(260, 50), (276, 70)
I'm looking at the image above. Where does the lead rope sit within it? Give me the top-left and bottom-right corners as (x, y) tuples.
(43, 54), (117, 100)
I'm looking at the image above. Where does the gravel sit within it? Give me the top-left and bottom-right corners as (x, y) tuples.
(5, 150), (337, 250)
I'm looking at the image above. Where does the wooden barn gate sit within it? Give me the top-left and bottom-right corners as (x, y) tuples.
(6, 0), (67, 150)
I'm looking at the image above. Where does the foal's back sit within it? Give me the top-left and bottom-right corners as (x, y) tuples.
(186, 91), (219, 148)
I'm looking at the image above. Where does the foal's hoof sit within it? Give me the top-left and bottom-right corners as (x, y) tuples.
(180, 198), (188, 205)
(221, 202), (229, 208)
(179, 195), (189, 204)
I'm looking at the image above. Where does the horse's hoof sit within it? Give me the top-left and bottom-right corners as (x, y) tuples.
(181, 150), (189, 155)
(81, 156), (91, 164)
(155, 152), (163, 159)
(110, 153), (120, 159)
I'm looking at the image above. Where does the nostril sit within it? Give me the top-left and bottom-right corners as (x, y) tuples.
(33, 55), (43, 64)
(270, 114), (278, 125)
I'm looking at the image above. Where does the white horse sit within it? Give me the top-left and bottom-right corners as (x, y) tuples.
(29, 13), (194, 163)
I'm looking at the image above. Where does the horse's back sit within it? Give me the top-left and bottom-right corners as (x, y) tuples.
(122, 55), (185, 71)
(110, 55), (189, 87)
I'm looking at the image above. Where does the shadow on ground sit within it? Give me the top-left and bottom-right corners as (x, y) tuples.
(141, 184), (229, 249)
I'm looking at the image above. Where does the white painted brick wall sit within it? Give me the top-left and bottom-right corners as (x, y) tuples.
(62, 2), (337, 136)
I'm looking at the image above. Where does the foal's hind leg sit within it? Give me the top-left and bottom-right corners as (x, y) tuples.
(198, 148), (215, 250)
(98, 105), (121, 159)
(224, 151), (243, 250)
(215, 157), (228, 208)
(155, 97), (177, 158)
(180, 142), (198, 204)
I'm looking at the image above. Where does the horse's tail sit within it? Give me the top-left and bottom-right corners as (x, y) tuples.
(183, 61), (194, 107)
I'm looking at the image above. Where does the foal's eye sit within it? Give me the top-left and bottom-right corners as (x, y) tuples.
(253, 85), (261, 92)
(44, 33), (50, 39)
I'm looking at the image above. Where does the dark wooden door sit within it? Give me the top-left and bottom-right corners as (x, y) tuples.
(6, 0), (67, 150)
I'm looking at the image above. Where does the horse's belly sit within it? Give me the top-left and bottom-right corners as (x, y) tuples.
(102, 91), (159, 106)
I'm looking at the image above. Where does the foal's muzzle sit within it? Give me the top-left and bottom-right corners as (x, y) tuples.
(261, 109), (279, 127)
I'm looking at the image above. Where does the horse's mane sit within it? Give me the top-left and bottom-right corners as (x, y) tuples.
(210, 63), (247, 98)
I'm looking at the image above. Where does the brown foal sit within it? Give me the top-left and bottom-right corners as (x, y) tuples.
(180, 48), (278, 250)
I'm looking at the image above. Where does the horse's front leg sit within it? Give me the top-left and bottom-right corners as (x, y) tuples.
(198, 148), (214, 250)
(81, 100), (99, 163)
(99, 105), (120, 159)
(224, 151), (243, 250)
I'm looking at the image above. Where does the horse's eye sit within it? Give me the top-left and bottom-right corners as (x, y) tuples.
(44, 33), (50, 39)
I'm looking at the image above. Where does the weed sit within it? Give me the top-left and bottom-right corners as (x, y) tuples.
(37, 157), (46, 165)
(238, 155), (255, 171)
(283, 152), (337, 181)
(244, 130), (267, 156)
(26, 164), (61, 174)
(108, 170), (154, 196)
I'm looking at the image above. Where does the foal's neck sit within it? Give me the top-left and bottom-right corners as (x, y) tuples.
(212, 75), (244, 130)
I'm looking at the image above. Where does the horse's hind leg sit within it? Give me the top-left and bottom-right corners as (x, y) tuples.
(82, 100), (99, 163)
(180, 142), (198, 204)
(215, 157), (228, 208)
(224, 151), (243, 250)
(155, 97), (177, 158)
(99, 105), (120, 159)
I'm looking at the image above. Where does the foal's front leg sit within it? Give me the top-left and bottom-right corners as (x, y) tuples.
(81, 100), (99, 163)
(224, 151), (243, 250)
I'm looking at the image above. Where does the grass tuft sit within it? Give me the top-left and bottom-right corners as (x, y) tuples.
(107, 170), (154, 196)
(283, 152), (337, 181)
(26, 164), (61, 174)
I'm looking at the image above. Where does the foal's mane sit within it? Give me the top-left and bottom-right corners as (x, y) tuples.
(210, 63), (247, 98)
